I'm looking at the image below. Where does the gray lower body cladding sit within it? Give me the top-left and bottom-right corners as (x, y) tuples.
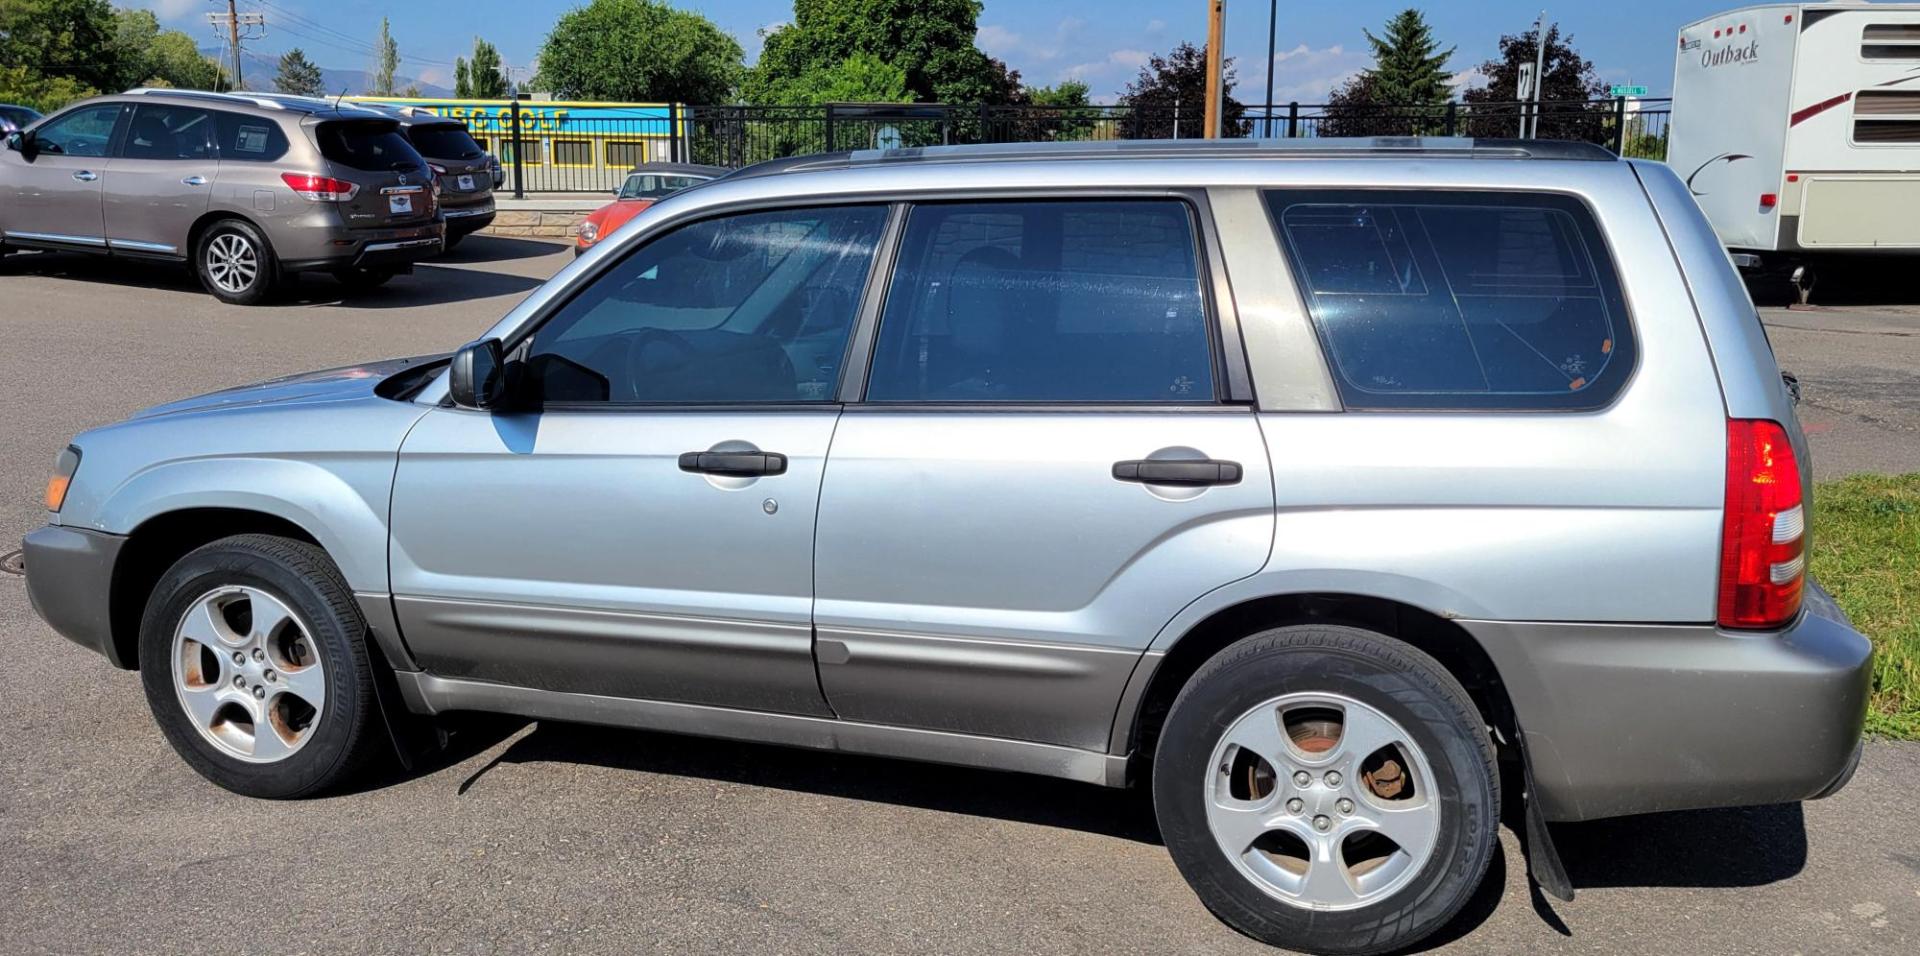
(1468, 580), (1871, 822)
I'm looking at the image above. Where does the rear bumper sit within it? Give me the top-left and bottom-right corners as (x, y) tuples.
(280, 221), (445, 273)
(1468, 580), (1872, 822)
(22, 525), (130, 668)
(441, 201), (495, 236)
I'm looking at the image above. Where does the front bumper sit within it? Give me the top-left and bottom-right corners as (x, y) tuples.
(22, 525), (130, 668)
(1469, 580), (1872, 822)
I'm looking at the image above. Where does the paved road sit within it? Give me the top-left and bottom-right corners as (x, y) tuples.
(2, 241), (1916, 955)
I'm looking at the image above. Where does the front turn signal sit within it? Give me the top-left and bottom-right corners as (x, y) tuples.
(45, 445), (80, 512)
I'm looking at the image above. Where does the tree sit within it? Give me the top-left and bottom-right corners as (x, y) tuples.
(455, 36), (509, 99)
(0, 0), (119, 95)
(536, 0), (741, 102)
(1322, 8), (1454, 137)
(111, 9), (224, 91)
(745, 0), (1015, 105)
(1461, 23), (1605, 141)
(371, 16), (399, 95)
(274, 48), (324, 97)
(1118, 41), (1247, 139)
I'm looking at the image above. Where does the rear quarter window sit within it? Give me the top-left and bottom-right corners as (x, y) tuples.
(214, 111), (289, 162)
(1266, 190), (1635, 410)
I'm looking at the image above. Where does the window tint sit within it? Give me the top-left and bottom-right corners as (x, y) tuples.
(30, 104), (120, 158)
(214, 111), (289, 161)
(865, 200), (1214, 403)
(123, 104), (215, 160)
(525, 205), (888, 404)
(406, 124), (484, 159)
(314, 120), (423, 172)
(1268, 190), (1634, 410)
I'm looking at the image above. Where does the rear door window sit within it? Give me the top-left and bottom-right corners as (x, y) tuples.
(314, 120), (424, 172)
(123, 104), (216, 160)
(1266, 190), (1635, 410)
(865, 199), (1216, 403)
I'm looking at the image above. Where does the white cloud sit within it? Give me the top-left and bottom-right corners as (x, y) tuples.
(1449, 68), (1485, 91)
(1253, 43), (1372, 103)
(126, 0), (198, 21)
(1063, 48), (1151, 83)
(977, 24), (1022, 57)
(1145, 19), (1167, 35)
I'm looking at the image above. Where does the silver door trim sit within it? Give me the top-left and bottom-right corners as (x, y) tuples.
(4, 230), (107, 247)
(106, 238), (178, 254)
(392, 670), (1132, 787)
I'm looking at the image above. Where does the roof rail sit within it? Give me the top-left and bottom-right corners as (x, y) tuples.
(729, 136), (1618, 180)
(123, 87), (290, 110)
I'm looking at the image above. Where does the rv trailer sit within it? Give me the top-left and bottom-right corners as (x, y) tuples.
(1671, 2), (1920, 299)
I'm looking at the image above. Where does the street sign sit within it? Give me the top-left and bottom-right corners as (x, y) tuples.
(1610, 85), (1650, 97)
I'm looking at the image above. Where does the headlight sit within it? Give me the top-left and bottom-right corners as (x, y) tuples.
(45, 445), (80, 512)
(578, 220), (600, 245)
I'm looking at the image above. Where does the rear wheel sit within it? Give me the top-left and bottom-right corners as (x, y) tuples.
(195, 219), (278, 305)
(137, 534), (387, 798)
(1153, 625), (1498, 956)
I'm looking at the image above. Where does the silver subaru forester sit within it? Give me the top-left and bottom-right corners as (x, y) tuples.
(22, 138), (1871, 955)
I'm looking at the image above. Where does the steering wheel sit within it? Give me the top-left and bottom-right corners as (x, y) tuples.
(611, 327), (699, 402)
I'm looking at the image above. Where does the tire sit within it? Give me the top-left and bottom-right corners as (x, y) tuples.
(333, 267), (395, 291)
(442, 232), (464, 251)
(194, 218), (279, 305)
(137, 534), (387, 798)
(1152, 625), (1498, 956)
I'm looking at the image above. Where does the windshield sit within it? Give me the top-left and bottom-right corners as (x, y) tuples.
(618, 173), (711, 200)
(407, 123), (484, 160)
(0, 105), (40, 128)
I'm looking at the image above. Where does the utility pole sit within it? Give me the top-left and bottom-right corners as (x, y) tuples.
(1203, 0), (1225, 139)
(206, 2), (266, 91)
(1529, 10), (1549, 139)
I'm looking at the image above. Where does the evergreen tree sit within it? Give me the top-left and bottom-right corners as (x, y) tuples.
(1362, 9), (1453, 106)
(274, 48), (324, 97)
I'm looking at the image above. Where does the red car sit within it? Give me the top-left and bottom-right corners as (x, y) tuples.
(575, 162), (727, 256)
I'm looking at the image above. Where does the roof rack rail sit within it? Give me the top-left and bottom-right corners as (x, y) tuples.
(124, 87), (290, 111)
(729, 136), (1618, 180)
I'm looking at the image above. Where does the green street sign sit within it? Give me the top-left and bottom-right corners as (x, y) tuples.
(1610, 85), (1649, 97)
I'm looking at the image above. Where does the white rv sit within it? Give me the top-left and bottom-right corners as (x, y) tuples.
(1670, 2), (1920, 290)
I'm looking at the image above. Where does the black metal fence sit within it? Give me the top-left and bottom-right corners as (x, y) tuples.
(473, 97), (1672, 194)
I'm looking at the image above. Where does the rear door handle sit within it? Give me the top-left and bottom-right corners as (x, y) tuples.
(72, 170), (97, 182)
(679, 451), (788, 476)
(1112, 459), (1242, 486)
(182, 175), (207, 186)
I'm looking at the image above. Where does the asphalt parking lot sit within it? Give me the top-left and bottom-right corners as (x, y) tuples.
(2, 238), (1917, 955)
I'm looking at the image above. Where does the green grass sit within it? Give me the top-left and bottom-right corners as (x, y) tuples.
(1811, 474), (1920, 739)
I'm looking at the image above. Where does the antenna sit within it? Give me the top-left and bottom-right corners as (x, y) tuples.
(333, 87), (348, 110)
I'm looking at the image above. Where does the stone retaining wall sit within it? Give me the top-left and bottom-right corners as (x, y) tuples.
(481, 209), (591, 238)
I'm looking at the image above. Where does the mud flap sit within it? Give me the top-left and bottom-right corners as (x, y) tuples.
(366, 639), (445, 772)
(1517, 731), (1575, 902)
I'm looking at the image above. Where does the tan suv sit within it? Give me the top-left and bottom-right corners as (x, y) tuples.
(0, 89), (445, 304)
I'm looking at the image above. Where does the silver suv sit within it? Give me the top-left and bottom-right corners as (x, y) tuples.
(21, 139), (1871, 955)
(0, 89), (444, 304)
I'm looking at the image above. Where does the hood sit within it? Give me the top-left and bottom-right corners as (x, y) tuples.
(130, 354), (445, 420)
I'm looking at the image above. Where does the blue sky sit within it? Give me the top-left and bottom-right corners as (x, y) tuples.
(126, 0), (1750, 100)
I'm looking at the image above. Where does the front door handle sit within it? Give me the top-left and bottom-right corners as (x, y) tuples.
(182, 175), (207, 186)
(72, 170), (97, 182)
(679, 450), (788, 476)
(1112, 458), (1243, 486)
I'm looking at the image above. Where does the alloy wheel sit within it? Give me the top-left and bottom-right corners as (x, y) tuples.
(171, 586), (325, 763)
(1203, 692), (1440, 911)
(204, 233), (259, 294)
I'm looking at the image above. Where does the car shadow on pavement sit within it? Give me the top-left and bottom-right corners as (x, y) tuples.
(2, 249), (545, 308)
(1551, 802), (1808, 888)
(436, 235), (571, 263)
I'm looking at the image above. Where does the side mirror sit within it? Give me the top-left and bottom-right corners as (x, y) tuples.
(449, 338), (507, 409)
(4, 131), (23, 155)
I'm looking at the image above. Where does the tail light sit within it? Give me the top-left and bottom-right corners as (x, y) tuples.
(1719, 419), (1805, 629)
(280, 172), (359, 202)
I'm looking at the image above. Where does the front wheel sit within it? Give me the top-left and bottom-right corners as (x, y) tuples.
(195, 219), (279, 305)
(1153, 625), (1498, 956)
(137, 534), (388, 798)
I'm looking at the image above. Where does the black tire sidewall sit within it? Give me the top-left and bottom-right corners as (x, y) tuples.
(195, 219), (277, 305)
(1152, 626), (1497, 956)
(137, 540), (371, 798)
